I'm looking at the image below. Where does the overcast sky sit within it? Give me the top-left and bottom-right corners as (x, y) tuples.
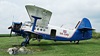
(0, 0), (100, 34)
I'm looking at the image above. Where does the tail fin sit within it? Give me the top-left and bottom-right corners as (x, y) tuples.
(76, 18), (94, 39)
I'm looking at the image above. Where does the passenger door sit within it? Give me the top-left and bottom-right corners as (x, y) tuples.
(50, 29), (56, 39)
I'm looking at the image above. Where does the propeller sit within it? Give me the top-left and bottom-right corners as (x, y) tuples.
(8, 26), (13, 37)
(10, 29), (13, 37)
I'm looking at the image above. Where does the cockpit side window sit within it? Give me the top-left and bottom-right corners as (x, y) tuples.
(23, 21), (32, 27)
(37, 28), (39, 30)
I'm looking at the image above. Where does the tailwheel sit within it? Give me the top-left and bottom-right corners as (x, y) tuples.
(21, 42), (27, 46)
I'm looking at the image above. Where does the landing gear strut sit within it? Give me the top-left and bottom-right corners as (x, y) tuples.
(21, 33), (31, 46)
(21, 42), (27, 46)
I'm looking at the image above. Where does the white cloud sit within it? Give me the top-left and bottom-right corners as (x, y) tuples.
(0, 1), (29, 34)
(0, 0), (100, 34)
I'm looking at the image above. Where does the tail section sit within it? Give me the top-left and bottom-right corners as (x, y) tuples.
(76, 18), (94, 39)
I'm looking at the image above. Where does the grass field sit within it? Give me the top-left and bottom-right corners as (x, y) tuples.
(0, 34), (16, 37)
(0, 36), (100, 56)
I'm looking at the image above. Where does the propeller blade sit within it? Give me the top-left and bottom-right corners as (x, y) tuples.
(10, 29), (12, 37)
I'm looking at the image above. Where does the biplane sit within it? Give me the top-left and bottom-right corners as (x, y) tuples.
(8, 5), (94, 46)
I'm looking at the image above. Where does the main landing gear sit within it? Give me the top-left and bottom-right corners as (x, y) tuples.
(74, 40), (79, 44)
(21, 33), (31, 46)
(21, 33), (42, 46)
(70, 40), (80, 44)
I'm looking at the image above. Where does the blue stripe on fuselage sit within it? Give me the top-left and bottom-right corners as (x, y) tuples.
(34, 29), (92, 41)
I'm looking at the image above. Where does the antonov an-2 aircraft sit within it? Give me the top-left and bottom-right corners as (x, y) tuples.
(8, 5), (94, 46)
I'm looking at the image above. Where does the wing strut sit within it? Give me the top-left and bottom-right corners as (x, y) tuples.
(31, 16), (41, 32)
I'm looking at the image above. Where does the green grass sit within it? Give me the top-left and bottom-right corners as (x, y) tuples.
(0, 36), (100, 56)
(0, 34), (16, 37)
(0, 34), (10, 37)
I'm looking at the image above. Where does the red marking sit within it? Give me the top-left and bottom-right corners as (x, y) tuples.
(64, 34), (69, 36)
(60, 32), (63, 35)
(63, 30), (67, 33)
(60, 30), (69, 36)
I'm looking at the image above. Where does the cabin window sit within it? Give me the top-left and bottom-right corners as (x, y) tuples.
(35, 28), (36, 30)
(75, 21), (80, 28)
(45, 27), (48, 29)
(37, 28), (39, 30)
(36, 25), (38, 27)
(43, 29), (45, 31)
(40, 29), (42, 31)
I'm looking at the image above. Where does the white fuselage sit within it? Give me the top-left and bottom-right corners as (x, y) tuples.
(21, 22), (76, 38)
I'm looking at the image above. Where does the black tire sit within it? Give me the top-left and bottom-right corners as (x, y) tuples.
(76, 41), (79, 44)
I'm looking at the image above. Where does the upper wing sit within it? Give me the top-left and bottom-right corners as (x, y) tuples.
(25, 5), (52, 27)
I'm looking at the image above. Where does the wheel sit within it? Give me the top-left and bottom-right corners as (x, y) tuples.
(21, 42), (27, 46)
(76, 41), (79, 44)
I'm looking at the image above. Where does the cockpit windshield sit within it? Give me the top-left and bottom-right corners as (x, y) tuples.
(23, 21), (32, 27)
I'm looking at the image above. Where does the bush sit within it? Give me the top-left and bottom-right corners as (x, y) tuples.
(92, 31), (100, 39)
